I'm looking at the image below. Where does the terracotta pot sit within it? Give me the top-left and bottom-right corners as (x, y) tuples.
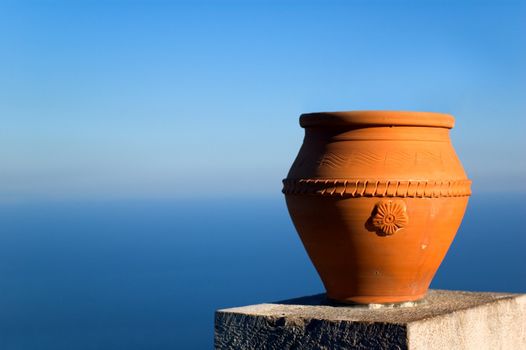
(283, 111), (471, 304)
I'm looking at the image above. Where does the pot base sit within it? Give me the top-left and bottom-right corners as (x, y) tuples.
(327, 293), (427, 305)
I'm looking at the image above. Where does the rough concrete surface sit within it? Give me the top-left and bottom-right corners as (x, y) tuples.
(215, 290), (526, 349)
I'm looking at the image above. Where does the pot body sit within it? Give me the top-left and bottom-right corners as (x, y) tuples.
(283, 111), (471, 304)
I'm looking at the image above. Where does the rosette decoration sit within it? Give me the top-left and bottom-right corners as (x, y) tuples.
(371, 200), (409, 236)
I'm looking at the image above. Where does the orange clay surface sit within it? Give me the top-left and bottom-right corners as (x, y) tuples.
(283, 111), (471, 304)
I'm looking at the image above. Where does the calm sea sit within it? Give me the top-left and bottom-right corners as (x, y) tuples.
(0, 194), (524, 349)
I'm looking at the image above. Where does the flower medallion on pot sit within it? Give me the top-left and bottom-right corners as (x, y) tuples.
(371, 200), (408, 236)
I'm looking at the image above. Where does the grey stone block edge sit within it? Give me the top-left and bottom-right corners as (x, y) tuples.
(215, 311), (408, 350)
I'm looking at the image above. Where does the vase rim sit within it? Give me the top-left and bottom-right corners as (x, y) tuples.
(300, 111), (455, 129)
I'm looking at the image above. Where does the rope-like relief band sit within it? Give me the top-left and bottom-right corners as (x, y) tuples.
(282, 179), (472, 198)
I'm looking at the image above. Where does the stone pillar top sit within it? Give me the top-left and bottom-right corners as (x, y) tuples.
(215, 290), (526, 349)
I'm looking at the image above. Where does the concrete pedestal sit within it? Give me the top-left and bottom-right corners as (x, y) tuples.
(215, 290), (525, 349)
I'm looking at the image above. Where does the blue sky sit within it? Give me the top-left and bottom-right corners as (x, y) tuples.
(0, 0), (524, 200)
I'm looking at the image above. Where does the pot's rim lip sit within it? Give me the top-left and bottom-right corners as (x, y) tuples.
(300, 110), (455, 129)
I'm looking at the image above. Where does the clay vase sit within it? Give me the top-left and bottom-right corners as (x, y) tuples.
(283, 111), (471, 304)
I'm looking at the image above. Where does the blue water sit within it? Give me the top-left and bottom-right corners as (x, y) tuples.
(0, 194), (524, 349)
